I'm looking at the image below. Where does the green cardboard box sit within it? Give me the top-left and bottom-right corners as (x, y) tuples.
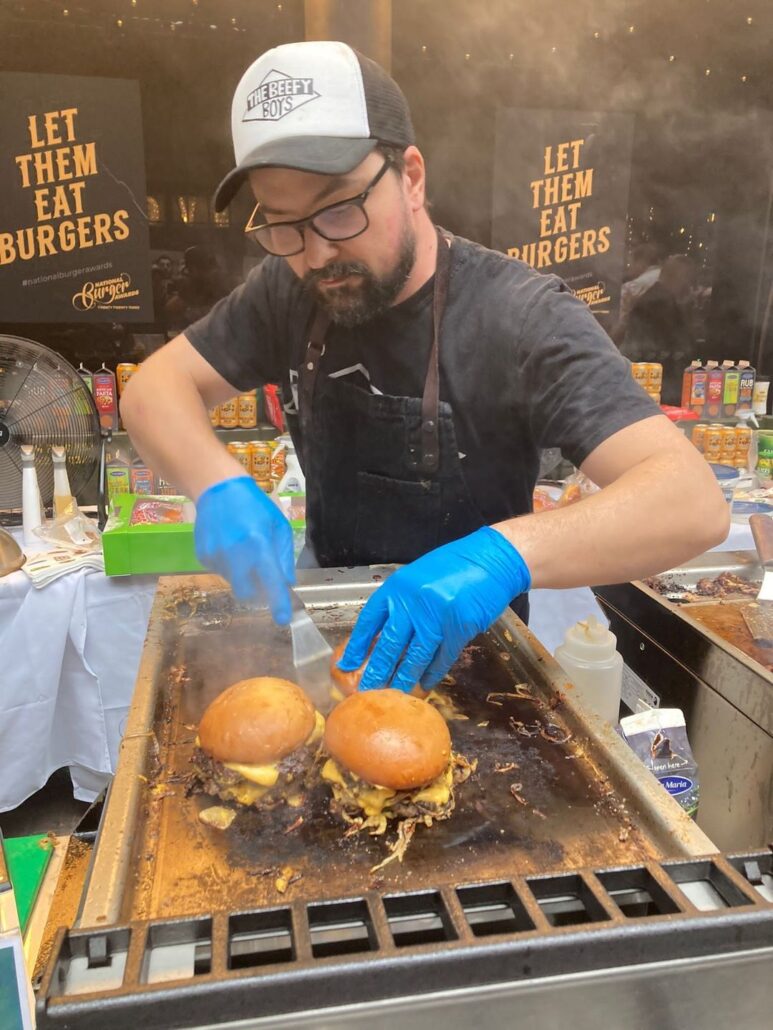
(102, 494), (205, 576)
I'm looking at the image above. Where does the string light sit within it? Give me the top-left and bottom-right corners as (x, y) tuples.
(747, 16), (753, 25)
(62, 8), (69, 15)
(668, 54), (676, 62)
(741, 75), (748, 83)
(421, 45), (427, 53)
(464, 52), (471, 60)
(705, 68), (711, 76)
(508, 52), (514, 60)
(628, 25), (635, 33)
(551, 46), (558, 53)
(593, 31), (600, 39)
(116, 18), (123, 27)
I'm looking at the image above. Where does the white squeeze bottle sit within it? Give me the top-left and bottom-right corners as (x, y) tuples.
(276, 442), (305, 494)
(21, 444), (44, 547)
(554, 615), (623, 726)
(52, 445), (76, 516)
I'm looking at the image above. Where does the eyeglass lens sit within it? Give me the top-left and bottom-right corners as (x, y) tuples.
(255, 201), (368, 255)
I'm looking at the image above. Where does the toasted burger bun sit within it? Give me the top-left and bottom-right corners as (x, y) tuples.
(198, 677), (315, 765)
(331, 638), (428, 699)
(324, 688), (451, 791)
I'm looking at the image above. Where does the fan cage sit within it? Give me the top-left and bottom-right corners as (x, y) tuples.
(0, 334), (102, 513)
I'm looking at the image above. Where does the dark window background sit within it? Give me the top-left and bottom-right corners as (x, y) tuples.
(1, 0), (772, 373)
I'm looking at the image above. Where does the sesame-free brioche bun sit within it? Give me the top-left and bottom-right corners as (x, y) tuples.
(198, 677), (315, 764)
(324, 689), (451, 791)
(330, 639), (428, 699)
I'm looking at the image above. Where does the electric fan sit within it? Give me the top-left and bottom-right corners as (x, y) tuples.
(0, 334), (102, 519)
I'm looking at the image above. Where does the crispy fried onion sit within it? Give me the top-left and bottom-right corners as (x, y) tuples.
(327, 753), (476, 838)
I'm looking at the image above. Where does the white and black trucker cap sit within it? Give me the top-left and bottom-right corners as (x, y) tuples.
(214, 40), (415, 211)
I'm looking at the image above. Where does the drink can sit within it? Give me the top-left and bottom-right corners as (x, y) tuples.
(734, 426), (752, 459)
(250, 441), (272, 480)
(704, 424), (723, 461)
(256, 479), (273, 494)
(691, 424), (707, 452)
(631, 363), (648, 387)
(645, 363), (663, 391)
(647, 390), (661, 405)
(219, 397), (238, 428)
(116, 362), (138, 396)
(209, 406), (220, 428)
(720, 426), (737, 462)
(228, 441), (252, 473)
(238, 390), (258, 429)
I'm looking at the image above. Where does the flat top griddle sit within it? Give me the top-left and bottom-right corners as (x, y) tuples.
(81, 572), (713, 928)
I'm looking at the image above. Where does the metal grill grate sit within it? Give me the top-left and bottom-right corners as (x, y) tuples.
(37, 848), (773, 1030)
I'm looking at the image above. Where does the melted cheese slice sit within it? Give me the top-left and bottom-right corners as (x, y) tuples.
(321, 758), (346, 786)
(227, 782), (268, 806)
(223, 761), (279, 787)
(412, 774), (451, 808)
(306, 710), (325, 745)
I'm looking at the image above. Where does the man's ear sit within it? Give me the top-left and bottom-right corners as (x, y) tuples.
(402, 146), (426, 213)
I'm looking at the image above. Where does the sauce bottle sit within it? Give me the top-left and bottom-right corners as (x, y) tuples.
(705, 360), (724, 418)
(689, 360), (708, 417)
(738, 360), (756, 411)
(105, 449), (131, 503)
(92, 365), (118, 431)
(681, 360), (700, 408)
(722, 360), (740, 417)
(554, 615), (623, 726)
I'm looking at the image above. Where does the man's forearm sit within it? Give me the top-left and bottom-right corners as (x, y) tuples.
(120, 344), (243, 501)
(494, 446), (729, 589)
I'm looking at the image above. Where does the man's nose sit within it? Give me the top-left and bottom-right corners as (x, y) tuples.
(303, 227), (340, 270)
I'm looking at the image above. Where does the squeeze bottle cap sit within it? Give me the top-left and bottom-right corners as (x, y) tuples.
(560, 615), (618, 662)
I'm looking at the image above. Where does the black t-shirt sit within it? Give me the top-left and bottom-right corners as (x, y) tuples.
(186, 232), (658, 526)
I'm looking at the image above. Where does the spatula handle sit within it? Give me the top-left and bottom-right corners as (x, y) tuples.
(749, 513), (773, 570)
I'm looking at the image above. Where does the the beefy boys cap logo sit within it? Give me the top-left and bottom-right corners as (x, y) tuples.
(244, 69), (321, 122)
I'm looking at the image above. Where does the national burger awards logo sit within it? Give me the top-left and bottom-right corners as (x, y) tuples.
(243, 70), (320, 122)
(72, 272), (140, 312)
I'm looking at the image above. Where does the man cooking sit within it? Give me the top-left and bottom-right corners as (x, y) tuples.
(120, 41), (728, 694)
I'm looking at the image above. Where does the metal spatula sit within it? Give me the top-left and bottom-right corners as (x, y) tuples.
(742, 514), (773, 644)
(289, 587), (332, 706)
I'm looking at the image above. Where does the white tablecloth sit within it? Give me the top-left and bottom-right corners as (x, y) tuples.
(0, 529), (156, 812)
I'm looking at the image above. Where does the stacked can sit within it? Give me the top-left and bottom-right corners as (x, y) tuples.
(238, 391), (258, 429)
(691, 424), (707, 452)
(227, 441), (252, 475)
(734, 426), (752, 469)
(250, 441), (273, 492)
(631, 362), (663, 405)
(703, 425), (723, 462)
(720, 426), (738, 465)
(219, 397), (239, 429)
(209, 406), (220, 428)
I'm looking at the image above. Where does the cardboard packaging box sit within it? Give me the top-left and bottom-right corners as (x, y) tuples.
(102, 494), (204, 576)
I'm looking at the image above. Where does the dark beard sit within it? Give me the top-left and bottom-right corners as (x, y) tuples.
(302, 226), (416, 327)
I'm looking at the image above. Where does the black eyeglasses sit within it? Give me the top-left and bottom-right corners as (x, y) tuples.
(244, 158), (393, 257)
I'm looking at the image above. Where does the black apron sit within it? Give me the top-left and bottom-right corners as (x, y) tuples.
(294, 228), (528, 622)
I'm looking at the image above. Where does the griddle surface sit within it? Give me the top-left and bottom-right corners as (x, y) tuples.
(119, 584), (664, 922)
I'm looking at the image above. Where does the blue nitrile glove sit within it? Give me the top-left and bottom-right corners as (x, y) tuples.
(194, 476), (295, 624)
(339, 526), (531, 692)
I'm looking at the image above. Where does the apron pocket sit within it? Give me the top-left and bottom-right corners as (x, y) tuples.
(353, 471), (441, 565)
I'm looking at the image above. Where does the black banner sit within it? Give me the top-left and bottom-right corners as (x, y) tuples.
(492, 108), (634, 323)
(0, 72), (152, 322)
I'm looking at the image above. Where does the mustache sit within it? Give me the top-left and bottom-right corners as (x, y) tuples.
(303, 261), (372, 289)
